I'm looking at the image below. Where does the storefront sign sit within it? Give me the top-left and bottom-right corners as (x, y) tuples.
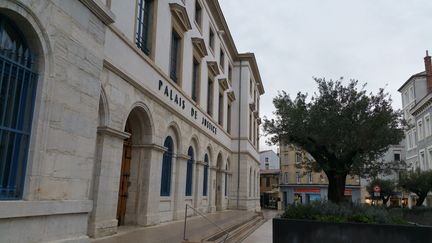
(158, 80), (217, 135)
(294, 188), (320, 193)
(344, 189), (353, 196)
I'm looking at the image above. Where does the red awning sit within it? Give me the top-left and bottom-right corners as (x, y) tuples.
(294, 188), (320, 193)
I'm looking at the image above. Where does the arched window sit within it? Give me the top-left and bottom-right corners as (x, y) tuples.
(161, 136), (173, 196)
(0, 16), (38, 199)
(185, 146), (194, 196)
(224, 162), (228, 197)
(203, 153), (209, 196)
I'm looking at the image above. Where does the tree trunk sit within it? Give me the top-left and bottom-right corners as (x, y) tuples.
(327, 172), (347, 204)
(416, 193), (428, 207)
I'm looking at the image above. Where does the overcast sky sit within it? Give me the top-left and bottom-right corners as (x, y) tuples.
(219, 0), (432, 151)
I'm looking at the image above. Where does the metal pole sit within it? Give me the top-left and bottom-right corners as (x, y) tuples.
(237, 60), (242, 209)
(183, 204), (188, 241)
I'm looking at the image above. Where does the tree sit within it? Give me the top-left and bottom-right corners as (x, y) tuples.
(399, 170), (432, 207)
(263, 78), (404, 204)
(366, 178), (397, 205)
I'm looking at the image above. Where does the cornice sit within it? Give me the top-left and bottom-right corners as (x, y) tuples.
(253, 111), (259, 119)
(257, 117), (262, 125)
(131, 144), (167, 152)
(239, 53), (265, 95)
(205, 0), (238, 59)
(218, 78), (229, 91)
(227, 90), (236, 101)
(97, 126), (130, 139)
(176, 154), (190, 160)
(249, 102), (256, 111)
(169, 3), (192, 33)
(192, 37), (208, 58)
(411, 92), (432, 116)
(207, 61), (220, 76)
(79, 0), (115, 25)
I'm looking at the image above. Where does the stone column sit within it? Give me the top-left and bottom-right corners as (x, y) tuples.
(173, 154), (189, 220)
(227, 171), (233, 209)
(209, 166), (217, 212)
(193, 160), (203, 211)
(136, 144), (165, 226)
(88, 126), (130, 238)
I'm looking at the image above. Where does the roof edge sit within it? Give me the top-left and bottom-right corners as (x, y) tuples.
(398, 71), (426, 92)
(238, 53), (265, 95)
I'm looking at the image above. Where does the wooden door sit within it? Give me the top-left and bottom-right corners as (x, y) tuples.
(117, 140), (131, 225)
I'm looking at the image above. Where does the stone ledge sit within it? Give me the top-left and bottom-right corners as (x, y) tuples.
(79, 0), (115, 25)
(0, 200), (92, 219)
(97, 126), (130, 139)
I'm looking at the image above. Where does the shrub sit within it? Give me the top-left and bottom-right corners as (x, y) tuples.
(281, 201), (407, 225)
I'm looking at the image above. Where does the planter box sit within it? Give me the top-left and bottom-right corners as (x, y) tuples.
(273, 218), (432, 243)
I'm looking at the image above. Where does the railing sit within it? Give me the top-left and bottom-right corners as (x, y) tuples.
(183, 204), (229, 242)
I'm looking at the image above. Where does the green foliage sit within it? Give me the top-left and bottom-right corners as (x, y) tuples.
(366, 178), (398, 205)
(390, 207), (432, 225)
(399, 170), (432, 206)
(264, 78), (405, 203)
(282, 201), (407, 225)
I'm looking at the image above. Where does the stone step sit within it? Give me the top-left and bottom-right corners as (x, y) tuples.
(201, 213), (265, 243)
(225, 216), (266, 242)
(181, 210), (258, 243)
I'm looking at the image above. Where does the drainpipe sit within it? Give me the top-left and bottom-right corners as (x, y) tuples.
(237, 60), (242, 209)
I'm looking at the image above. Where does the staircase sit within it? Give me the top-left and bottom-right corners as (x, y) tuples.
(200, 213), (266, 242)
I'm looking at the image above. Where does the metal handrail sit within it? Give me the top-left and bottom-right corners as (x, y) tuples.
(183, 204), (230, 242)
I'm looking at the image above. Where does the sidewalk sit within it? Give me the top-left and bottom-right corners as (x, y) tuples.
(243, 209), (281, 243)
(92, 210), (257, 243)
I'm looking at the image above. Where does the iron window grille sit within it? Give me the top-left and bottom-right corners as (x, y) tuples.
(203, 154), (209, 196)
(170, 30), (181, 82)
(136, 0), (153, 55)
(0, 16), (38, 200)
(161, 136), (173, 196)
(186, 146), (194, 196)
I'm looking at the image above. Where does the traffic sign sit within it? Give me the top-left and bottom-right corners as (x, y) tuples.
(373, 185), (381, 192)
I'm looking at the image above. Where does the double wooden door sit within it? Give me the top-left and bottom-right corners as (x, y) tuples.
(117, 140), (131, 225)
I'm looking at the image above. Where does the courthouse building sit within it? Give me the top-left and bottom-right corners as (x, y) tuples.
(0, 0), (264, 242)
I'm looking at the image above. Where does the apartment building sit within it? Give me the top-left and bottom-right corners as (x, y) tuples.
(398, 51), (432, 207)
(0, 0), (264, 242)
(279, 143), (361, 208)
(259, 149), (280, 170)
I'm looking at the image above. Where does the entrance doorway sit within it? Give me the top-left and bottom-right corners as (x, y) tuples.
(117, 125), (132, 225)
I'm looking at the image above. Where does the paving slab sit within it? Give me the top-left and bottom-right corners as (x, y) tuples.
(242, 210), (282, 243)
(92, 210), (257, 243)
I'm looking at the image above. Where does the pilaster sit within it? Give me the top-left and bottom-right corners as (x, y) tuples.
(88, 126), (129, 238)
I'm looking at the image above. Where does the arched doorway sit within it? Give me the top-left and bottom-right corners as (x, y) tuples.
(117, 106), (152, 226)
(215, 153), (223, 211)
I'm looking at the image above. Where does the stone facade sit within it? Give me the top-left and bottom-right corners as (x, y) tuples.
(0, 0), (264, 242)
(259, 149), (280, 170)
(398, 52), (432, 207)
(260, 169), (280, 209)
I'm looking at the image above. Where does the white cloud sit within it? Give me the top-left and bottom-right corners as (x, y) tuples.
(219, 0), (432, 151)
